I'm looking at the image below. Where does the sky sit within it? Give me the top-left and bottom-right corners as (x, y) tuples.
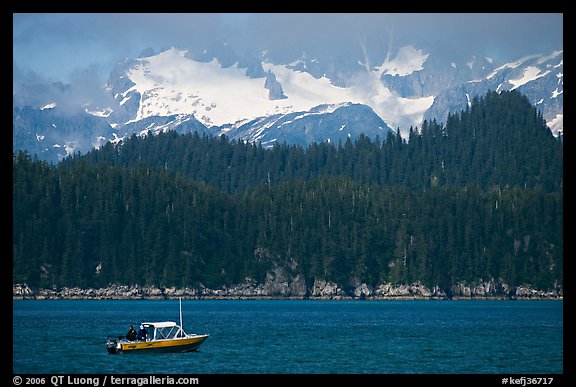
(13, 13), (563, 84)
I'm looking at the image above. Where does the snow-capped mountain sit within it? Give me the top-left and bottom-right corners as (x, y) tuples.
(423, 51), (563, 135)
(13, 105), (116, 160)
(13, 42), (563, 164)
(104, 46), (431, 132)
(221, 102), (391, 148)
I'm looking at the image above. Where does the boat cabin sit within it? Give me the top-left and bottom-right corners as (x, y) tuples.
(140, 321), (187, 341)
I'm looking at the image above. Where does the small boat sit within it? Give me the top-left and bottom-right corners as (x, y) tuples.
(106, 298), (209, 354)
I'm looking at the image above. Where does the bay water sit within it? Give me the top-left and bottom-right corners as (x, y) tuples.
(12, 299), (563, 375)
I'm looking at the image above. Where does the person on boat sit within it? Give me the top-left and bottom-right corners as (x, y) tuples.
(137, 325), (148, 341)
(126, 325), (137, 341)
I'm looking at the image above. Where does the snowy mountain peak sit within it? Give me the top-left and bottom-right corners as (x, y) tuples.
(107, 46), (435, 133)
(14, 42), (563, 164)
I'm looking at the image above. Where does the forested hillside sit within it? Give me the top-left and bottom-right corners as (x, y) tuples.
(13, 90), (563, 295)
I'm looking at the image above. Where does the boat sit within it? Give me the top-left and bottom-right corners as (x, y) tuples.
(106, 298), (209, 354)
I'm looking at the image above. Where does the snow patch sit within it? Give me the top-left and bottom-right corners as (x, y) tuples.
(85, 107), (113, 117)
(509, 66), (550, 90)
(41, 103), (56, 110)
(376, 45), (429, 77)
(486, 54), (541, 80)
(110, 133), (124, 145)
(119, 95), (132, 106)
(537, 50), (563, 65)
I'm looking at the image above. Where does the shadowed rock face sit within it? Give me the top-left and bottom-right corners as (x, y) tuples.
(264, 70), (287, 100)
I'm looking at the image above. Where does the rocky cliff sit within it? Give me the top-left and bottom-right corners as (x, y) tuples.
(13, 271), (562, 301)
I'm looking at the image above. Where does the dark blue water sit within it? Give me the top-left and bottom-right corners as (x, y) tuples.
(13, 300), (563, 374)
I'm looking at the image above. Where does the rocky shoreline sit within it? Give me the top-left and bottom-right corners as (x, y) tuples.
(13, 279), (563, 301)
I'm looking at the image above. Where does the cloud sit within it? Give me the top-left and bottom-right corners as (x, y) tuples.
(13, 13), (562, 85)
(13, 62), (117, 116)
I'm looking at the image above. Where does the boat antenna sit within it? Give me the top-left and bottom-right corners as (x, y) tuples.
(179, 297), (183, 338)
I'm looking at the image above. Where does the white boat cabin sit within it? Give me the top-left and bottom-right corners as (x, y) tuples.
(139, 321), (187, 341)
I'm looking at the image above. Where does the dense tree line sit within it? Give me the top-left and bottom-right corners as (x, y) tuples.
(76, 90), (562, 194)
(13, 90), (563, 292)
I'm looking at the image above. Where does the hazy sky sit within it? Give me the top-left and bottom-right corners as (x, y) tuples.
(13, 13), (563, 84)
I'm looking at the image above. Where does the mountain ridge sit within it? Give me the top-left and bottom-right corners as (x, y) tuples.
(13, 43), (562, 164)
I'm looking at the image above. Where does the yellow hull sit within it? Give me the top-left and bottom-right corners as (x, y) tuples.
(110, 335), (209, 354)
